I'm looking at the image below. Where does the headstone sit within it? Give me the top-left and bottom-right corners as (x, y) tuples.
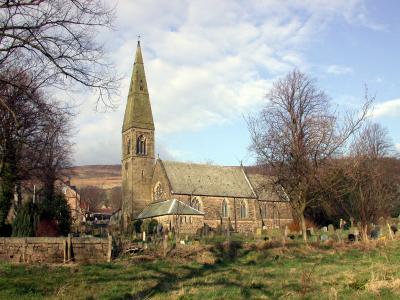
(391, 224), (398, 235)
(142, 231), (146, 242)
(335, 229), (343, 242)
(348, 227), (359, 242)
(284, 225), (289, 238)
(322, 226), (328, 232)
(370, 227), (380, 240)
(340, 219), (347, 229)
(328, 224), (335, 233)
(320, 234), (329, 241)
(255, 228), (262, 237)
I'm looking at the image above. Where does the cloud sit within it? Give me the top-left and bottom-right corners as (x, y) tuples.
(69, 0), (383, 164)
(326, 65), (353, 75)
(369, 99), (400, 118)
(396, 144), (400, 153)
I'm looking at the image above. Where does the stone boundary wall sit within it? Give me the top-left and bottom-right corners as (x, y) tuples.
(0, 236), (112, 264)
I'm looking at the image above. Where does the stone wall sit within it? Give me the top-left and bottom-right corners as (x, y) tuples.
(0, 236), (112, 264)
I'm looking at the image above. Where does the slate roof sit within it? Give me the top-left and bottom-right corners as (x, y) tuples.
(160, 160), (257, 198)
(246, 174), (288, 202)
(136, 199), (204, 219)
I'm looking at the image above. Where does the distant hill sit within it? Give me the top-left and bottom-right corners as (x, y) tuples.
(64, 163), (262, 190)
(65, 165), (122, 189)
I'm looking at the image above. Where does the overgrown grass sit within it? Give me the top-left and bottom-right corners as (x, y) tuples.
(1, 239), (400, 299)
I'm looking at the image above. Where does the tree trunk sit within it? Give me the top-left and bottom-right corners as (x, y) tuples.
(360, 224), (369, 243)
(300, 213), (307, 242)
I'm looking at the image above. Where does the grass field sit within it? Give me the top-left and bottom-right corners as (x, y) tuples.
(1, 239), (400, 299)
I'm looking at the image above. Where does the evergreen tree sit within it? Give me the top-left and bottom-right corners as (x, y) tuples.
(11, 201), (39, 237)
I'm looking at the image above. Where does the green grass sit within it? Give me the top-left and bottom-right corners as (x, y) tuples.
(1, 239), (400, 299)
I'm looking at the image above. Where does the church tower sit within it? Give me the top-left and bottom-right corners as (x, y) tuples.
(121, 41), (155, 228)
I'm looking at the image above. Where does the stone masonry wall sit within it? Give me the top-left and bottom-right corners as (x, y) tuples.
(0, 237), (111, 264)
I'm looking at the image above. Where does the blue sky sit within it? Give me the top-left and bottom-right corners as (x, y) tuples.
(69, 0), (400, 166)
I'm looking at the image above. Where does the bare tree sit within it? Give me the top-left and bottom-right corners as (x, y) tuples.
(78, 185), (107, 212)
(109, 186), (122, 210)
(0, 0), (118, 107)
(248, 70), (369, 241)
(331, 123), (399, 241)
(0, 70), (74, 230)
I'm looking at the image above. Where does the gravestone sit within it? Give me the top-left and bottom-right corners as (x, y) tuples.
(348, 227), (359, 242)
(321, 226), (328, 232)
(320, 234), (329, 241)
(335, 229), (343, 242)
(370, 227), (380, 240)
(328, 224), (335, 233)
(391, 224), (398, 235)
(255, 228), (262, 237)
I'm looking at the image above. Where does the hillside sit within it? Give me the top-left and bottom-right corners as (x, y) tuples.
(65, 165), (122, 189)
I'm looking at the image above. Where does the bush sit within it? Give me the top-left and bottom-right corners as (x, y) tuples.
(141, 219), (158, 234)
(36, 219), (60, 237)
(52, 194), (72, 236)
(132, 219), (143, 234)
(12, 201), (39, 237)
(39, 193), (72, 236)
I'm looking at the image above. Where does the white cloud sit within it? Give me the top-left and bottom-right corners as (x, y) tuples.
(69, 0), (382, 164)
(395, 144), (400, 153)
(370, 99), (400, 118)
(326, 65), (354, 75)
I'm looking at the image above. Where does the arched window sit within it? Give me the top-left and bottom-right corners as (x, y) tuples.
(261, 203), (268, 219)
(153, 182), (163, 201)
(126, 139), (131, 154)
(136, 135), (146, 155)
(190, 196), (203, 212)
(239, 200), (248, 219)
(221, 199), (229, 218)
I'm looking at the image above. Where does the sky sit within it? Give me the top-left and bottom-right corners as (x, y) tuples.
(67, 0), (400, 166)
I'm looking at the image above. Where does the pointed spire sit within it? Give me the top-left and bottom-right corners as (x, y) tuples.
(122, 41), (154, 132)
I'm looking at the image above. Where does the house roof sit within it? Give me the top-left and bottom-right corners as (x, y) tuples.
(136, 199), (204, 219)
(160, 160), (257, 198)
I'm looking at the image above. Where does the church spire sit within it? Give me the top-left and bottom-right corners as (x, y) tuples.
(122, 41), (154, 132)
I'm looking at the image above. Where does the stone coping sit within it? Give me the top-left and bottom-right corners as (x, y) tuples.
(0, 237), (108, 244)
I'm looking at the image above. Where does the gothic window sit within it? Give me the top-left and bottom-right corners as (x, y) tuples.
(153, 182), (163, 201)
(190, 196), (203, 212)
(140, 79), (144, 91)
(261, 203), (268, 219)
(239, 200), (248, 219)
(221, 199), (229, 218)
(126, 139), (131, 154)
(136, 135), (146, 155)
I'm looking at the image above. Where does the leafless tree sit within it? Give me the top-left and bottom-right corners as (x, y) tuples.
(78, 185), (107, 212)
(109, 186), (122, 210)
(248, 70), (370, 241)
(0, 0), (118, 108)
(330, 123), (399, 241)
(0, 70), (73, 229)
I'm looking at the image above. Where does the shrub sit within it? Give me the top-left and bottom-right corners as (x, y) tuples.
(132, 219), (143, 234)
(141, 219), (158, 234)
(12, 201), (39, 237)
(39, 193), (72, 236)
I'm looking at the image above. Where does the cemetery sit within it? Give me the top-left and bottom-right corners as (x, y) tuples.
(1, 220), (400, 299)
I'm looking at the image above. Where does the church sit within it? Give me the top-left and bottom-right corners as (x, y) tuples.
(121, 41), (292, 234)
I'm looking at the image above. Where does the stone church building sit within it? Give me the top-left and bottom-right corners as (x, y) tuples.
(121, 41), (292, 233)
